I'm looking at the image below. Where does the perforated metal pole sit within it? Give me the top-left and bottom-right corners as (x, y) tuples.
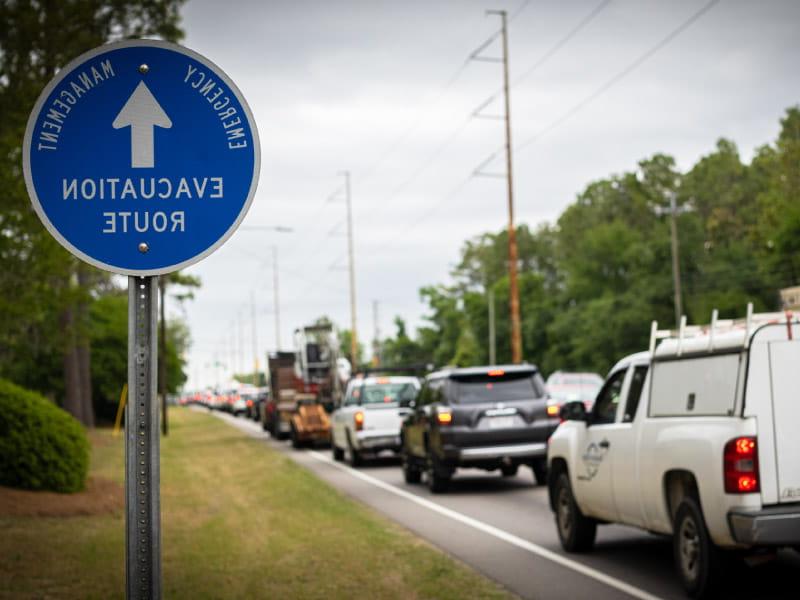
(126, 276), (161, 600)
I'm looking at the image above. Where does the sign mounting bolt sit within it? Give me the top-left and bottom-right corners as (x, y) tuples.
(138, 242), (149, 253)
(138, 64), (149, 75)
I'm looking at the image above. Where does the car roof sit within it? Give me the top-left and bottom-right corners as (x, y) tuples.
(428, 364), (538, 379)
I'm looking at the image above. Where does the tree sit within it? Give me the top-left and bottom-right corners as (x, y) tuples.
(0, 0), (185, 425)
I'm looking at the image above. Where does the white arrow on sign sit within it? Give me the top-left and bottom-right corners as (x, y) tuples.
(112, 81), (172, 168)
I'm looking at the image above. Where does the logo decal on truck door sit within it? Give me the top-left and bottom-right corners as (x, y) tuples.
(578, 442), (608, 481)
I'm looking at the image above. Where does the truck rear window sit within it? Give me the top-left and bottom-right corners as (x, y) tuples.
(450, 373), (544, 404)
(360, 383), (418, 405)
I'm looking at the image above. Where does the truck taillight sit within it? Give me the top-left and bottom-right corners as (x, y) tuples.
(436, 409), (452, 425)
(724, 436), (759, 494)
(354, 411), (364, 431)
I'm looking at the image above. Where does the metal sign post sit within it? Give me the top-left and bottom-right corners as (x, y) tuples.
(23, 40), (259, 599)
(126, 276), (161, 599)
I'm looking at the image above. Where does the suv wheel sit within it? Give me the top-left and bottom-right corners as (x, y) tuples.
(402, 450), (421, 484)
(673, 497), (722, 598)
(553, 472), (596, 552)
(425, 452), (450, 494)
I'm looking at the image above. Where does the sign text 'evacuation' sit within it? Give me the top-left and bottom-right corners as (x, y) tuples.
(63, 176), (224, 234)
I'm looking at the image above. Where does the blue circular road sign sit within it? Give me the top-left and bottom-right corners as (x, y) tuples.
(23, 40), (260, 276)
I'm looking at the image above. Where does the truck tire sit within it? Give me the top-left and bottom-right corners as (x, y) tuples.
(346, 435), (362, 467)
(553, 472), (596, 552)
(531, 459), (548, 486)
(426, 452), (450, 494)
(332, 444), (344, 462)
(402, 450), (421, 484)
(673, 497), (722, 599)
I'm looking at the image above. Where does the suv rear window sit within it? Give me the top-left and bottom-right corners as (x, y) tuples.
(449, 372), (544, 404)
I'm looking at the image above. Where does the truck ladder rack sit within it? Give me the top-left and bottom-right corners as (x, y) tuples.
(650, 303), (797, 355)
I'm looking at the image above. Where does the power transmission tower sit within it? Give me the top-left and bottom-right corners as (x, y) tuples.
(485, 9), (522, 364)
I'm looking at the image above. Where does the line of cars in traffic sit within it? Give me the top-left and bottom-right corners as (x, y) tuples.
(180, 307), (800, 599)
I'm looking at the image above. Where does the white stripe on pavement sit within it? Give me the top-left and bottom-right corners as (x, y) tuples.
(307, 450), (663, 600)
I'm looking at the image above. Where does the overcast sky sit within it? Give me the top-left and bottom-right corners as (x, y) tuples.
(176, 0), (800, 389)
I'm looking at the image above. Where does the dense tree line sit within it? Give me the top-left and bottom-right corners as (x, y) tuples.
(379, 108), (800, 376)
(0, 1), (187, 424)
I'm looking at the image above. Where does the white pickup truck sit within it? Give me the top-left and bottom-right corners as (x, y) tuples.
(547, 310), (800, 599)
(330, 375), (420, 466)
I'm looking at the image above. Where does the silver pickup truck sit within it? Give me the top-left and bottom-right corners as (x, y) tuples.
(330, 376), (420, 466)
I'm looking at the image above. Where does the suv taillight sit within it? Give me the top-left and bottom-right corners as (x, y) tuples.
(724, 436), (759, 494)
(354, 411), (364, 431)
(436, 409), (452, 426)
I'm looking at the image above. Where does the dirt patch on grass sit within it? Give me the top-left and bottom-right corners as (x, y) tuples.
(0, 477), (123, 517)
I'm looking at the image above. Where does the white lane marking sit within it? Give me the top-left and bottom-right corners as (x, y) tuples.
(307, 450), (664, 600)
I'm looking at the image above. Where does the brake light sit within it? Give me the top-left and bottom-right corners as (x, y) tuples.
(488, 369), (505, 377)
(246, 400), (253, 408)
(436, 410), (452, 425)
(354, 411), (364, 431)
(724, 436), (759, 494)
(376, 377), (390, 384)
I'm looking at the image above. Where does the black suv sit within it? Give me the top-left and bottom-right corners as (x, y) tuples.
(400, 365), (558, 492)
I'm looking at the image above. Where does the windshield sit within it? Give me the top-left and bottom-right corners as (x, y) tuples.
(359, 383), (418, 405)
(450, 373), (544, 404)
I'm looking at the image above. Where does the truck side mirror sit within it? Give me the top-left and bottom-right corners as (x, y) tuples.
(559, 400), (587, 422)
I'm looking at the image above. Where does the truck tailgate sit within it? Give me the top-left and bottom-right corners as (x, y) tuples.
(768, 340), (800, 504)
(364, 405), (407, 432)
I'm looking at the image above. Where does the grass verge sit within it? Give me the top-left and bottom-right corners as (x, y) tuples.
(0, 407), (512, 599)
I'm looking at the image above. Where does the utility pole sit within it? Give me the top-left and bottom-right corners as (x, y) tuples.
(238, 310), (245, 378)
(669, 192), (683, 328)
(342, 170), (359, 368)
(654, 190), (687, 329)
(488, 9), (522, 364)
(272, 245), (281, 350)
(250, 290), (259, 385)
(488, 289), (496, 365)
(372, 300), (381, 367)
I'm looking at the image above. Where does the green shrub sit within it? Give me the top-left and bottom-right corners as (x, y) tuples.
(0, 379), (89, 493)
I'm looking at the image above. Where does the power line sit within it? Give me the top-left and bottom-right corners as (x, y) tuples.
(513, 0), (721, 155)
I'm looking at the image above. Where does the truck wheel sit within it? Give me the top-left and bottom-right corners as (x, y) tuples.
(500, 464), (518, 477)
(531, 459), (548, 486)
(553, 473), (596, 552)
(402, 450), (421, 484)
(332, 444), (344, 462)
(426, 452), (450, 494)
(346, 435), (362, 467)
(673, 497), (722, 599)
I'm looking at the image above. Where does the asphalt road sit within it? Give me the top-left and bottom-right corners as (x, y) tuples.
(211, 410), (800, 600)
